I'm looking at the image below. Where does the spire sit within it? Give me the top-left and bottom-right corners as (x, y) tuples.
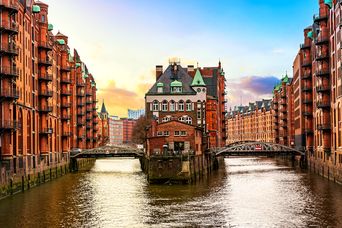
(219, 59), (221, 68)
(101, 100), (108, 114)
(191, 69), (206, 87)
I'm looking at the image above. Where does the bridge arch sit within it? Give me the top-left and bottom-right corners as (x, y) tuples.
(216, 141), (304, 157)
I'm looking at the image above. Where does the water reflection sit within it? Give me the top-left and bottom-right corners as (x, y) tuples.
(0, 157), (341, 227)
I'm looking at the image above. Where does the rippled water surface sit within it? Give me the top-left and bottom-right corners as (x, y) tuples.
(0, 157), (341, 227)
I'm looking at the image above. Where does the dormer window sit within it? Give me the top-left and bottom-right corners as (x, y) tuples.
(170, 80), (182, 93)
(157, 82), (164, 93)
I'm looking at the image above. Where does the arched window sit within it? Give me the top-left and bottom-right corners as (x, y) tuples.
(162, 116), (171, 122)
(186, 100), (192, 111)
(152, 100), (159, 111)
(170, 100), (175, 112)
(162, 100), (168, 111)
(178, 100), (184, 111)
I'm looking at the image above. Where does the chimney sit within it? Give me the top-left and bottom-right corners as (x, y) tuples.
(187, 65), (194, 77)
(156, 65), (163, 81)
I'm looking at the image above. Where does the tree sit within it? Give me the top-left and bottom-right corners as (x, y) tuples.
(132, 115), (151, 144)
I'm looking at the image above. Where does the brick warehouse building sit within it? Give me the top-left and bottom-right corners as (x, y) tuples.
(145, 61), (226, 156)
(0, 1), (105, 182)
(295, 0), (342, 183)
(236, 0), (342, 183)
(226, 99), (274, 144)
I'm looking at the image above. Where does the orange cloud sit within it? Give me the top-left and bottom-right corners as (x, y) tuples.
(97, 80), (152, 117)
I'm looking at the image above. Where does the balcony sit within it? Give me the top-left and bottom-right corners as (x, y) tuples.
(0, 20), (18, 34)
(302, 85), (312, 92)
(317, 101), (330, 109)
(38, 57), (52, 66)
(86, 107), (92, 112)
(60, 66), (71, 72)
(280, 115), (287, 121)
(38, 73), (52, 82)
(273, 100), (278, 104)
(77, 120), (85, 126)
(78, 102), (85, 107)
(0, 89), (19, 100)
(280, 92), (286, 98)
(317, 124), (331, 131)
(77, 91), (85, 97)
(279, 107), (286, 113)
(38, 41), (52, 51)
(61, 102), (71, 108)
(61, 89), (72, 96)
(0, 120), (18, 131)
(0, 43), (18, 56)
(304, 129), (314, 134)
(315, 52), (329, 61)
(77, 82), (86, 87)
(38, 105), (53, 113)
(0, 0), (19, 13)
(78, 110), (86, 116)
(62, 132), (71, 137)
(300, 43), (311, 50)
(86, 136), (93, 141)
(61, 115), (71, 120)
(38, 89), (53, 97)
(77, 135), (85, 140)
(313, 13), (328, 23)
(316, 85), (330, 93)
(0, 43), (19, 56)
(60, 76), (72, 84)
(301, 60), (312, 68)
(86, 99), (93, 104)
(86, 123), (92, 129)
(302, 72), (311, 79)
(86, 91), (92, 96)
(315, 35), (329, 46)
(303, 99), (313, 104)
(0, 66), (19, 78)
(93, 107), (98, 111)
(40, 128), (53, 134)
(94, 99), (98, 103)
(303, 111), (313, 117)
(316, 70), (330, 77)
(93, 119), (98, 124)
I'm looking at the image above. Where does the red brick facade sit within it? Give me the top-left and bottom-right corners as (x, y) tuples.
(0, 1), (104, 177)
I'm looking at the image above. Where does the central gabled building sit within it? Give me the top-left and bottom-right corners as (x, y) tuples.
(145, 61), (226, 156)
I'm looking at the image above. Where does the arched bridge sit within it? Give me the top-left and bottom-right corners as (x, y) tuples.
(70, 145), (144, 159)
(215, 141), (304, 157)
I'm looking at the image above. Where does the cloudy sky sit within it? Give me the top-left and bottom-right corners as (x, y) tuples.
(43, 0), (317, 116)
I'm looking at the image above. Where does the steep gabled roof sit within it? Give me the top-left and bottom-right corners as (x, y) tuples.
(146, 65), (196, 95)
(191, 69), (206, 86)
(101, 100), (108, 114)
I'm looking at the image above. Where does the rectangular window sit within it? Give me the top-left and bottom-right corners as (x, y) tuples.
(157, 132), (163, 136)
(162, 102), (168, 111)
(179, 103), (184, 111)
(164, 131), (169, 136)
(174, 131), (180, 136)
(181, 131), (186, 136)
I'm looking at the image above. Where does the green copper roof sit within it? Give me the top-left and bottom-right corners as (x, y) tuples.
(307, 31), (313, 39)
(191, 69), (206, 87)
(282, 74), (289, 83)
(57, 39), (65, 45)
(83, 73), (88, 79)
(32, 5), (40, 13)
(170, 80), (182, 87)
(324, 0), (332, 8)
(76, 63), (81, 67)
(48, 24), (53, 31)
(157, 82), (164, 87)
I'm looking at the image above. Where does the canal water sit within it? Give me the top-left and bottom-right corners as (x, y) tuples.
(0, 157), (341, 227)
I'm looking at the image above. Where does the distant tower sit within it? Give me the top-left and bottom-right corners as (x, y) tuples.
(99, 100), (109, 145)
